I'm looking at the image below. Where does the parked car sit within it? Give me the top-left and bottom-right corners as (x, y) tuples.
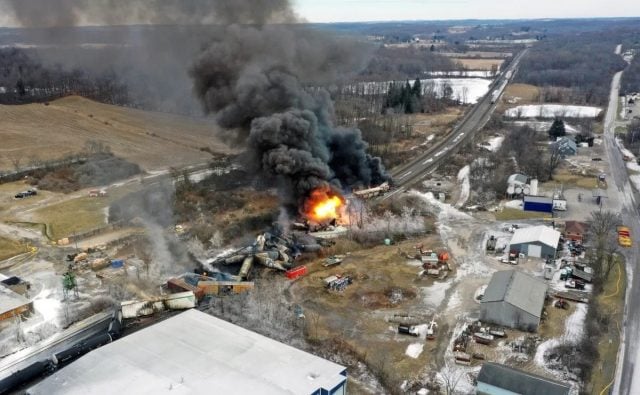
(14, 189), (37, 199)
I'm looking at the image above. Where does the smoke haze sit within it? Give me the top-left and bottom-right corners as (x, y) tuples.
(1, 0), (389, 214)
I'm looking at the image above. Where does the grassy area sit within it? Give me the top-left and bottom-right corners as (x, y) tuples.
(545, 168), (598, 189)
(30, 187), (129, 241)
(504, 83), (540, 103)
(588, 258), (626, 394)
(31, 196), (109, 240)
(494, 207), (552, 221)
(0, 237), (28, 261)
(616, 126), (627, 135)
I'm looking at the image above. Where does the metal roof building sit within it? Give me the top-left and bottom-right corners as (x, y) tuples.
(28, 309), (347, 395)
(477, 362), (570, 395)
(0, 283), (32, 322)
(509, 225), (561, 258)
(480, 270), (548, 331)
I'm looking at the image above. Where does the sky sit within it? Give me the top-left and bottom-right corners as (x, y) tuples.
(293, 0), (639, 23)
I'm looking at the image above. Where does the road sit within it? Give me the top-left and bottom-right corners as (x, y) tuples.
(604, 70), (640, 393)
(382, 49), (528, 200)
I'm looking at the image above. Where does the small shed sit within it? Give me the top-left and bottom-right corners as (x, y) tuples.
(564, 220), (589, 243)
(480, 270), (548, 331)
(477, 362), (570, 395)
(509, 225), (561, 258)
(507, 174), (529, 187)
(523, 196), (553, 213)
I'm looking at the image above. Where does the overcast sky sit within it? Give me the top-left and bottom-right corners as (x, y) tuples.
(294, 0), (639, 23)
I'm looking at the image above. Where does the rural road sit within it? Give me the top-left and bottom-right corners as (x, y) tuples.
(606, 70), (640, 393)
(382, 48), (528, 200)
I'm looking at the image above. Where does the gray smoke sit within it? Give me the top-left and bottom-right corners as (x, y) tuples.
(189, 3), (389, 211)
(1, 0), (294, 27)
(2, 0), (389, 212)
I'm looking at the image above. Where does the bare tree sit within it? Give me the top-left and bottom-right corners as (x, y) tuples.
(588, 210), (621, 286)
(547, 144), (562, 180)
(438, 362), (464, 395)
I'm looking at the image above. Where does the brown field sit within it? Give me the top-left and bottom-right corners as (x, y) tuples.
(452, 58), (504, 71)
(0, 237), (28, 261)
(504, 83), (540, 103)
(441, 51), (512, 58)
(291, 234), (449, 389)
(0, 96), (235, 172)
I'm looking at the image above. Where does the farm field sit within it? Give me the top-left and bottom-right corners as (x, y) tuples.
(0, 96), (234, 172)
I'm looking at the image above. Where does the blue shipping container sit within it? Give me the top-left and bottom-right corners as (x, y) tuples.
(523, 196), (553, 213)
(111, 259), (124, 268)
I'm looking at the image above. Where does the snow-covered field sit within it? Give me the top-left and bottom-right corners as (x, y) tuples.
(504, 105), (602, 119)
(343, 78), (492, 104)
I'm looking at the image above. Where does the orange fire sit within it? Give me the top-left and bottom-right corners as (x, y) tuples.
(304, 187), (346, 223)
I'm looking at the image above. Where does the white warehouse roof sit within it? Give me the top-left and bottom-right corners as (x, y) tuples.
(510, 225), (561, 249)
(28, 309), (347, 395)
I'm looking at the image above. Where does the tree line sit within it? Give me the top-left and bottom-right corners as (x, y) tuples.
(621, 54), (640, 96)
(515, 33), (627, 106)
(0, 48), (129, 105)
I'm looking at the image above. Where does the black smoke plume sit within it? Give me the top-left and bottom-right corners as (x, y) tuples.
(189, 4), (389, 212)
(2, 0), (390, 213)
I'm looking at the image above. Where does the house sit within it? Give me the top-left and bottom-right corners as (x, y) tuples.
(507, 173), (528, 188)
(476, 362), (570, 395)
(564, 220), (589, 243)
(28, 309), (347, 395)
(553, 136), (578, 156)
(480, 270), (548, 331)
(509, 225), (561, 258)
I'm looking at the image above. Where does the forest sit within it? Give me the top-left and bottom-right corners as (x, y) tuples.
(514, 32), (627, 106)
(621, 56), (640, 96)
(0, 48), (128, 105)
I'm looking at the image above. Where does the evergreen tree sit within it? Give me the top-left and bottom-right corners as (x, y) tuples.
(548, 118), (566, 139)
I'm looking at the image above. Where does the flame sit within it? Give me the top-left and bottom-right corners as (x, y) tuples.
(305, 187), (345, 223)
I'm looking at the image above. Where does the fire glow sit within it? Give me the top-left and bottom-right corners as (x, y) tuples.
(305, 187), (346, 223)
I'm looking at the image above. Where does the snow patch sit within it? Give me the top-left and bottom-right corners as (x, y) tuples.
(455, 165), (470, 208)
(485, 135), (504, 152)
(505, 105), (602, 119)
(504, 200), (523, 209)
(421, 281), (453, 308)
(405, 342), (424, 358)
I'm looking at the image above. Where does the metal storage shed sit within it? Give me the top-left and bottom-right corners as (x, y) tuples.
(509, 225), (561, 258)
(480, 270), (548, 331)
(523, 195), (553, 213)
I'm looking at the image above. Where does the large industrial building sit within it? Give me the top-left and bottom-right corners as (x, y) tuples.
(480, 270), (548, 331)
(28, 309), (347, 395)
(509, 225), (561, 258)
